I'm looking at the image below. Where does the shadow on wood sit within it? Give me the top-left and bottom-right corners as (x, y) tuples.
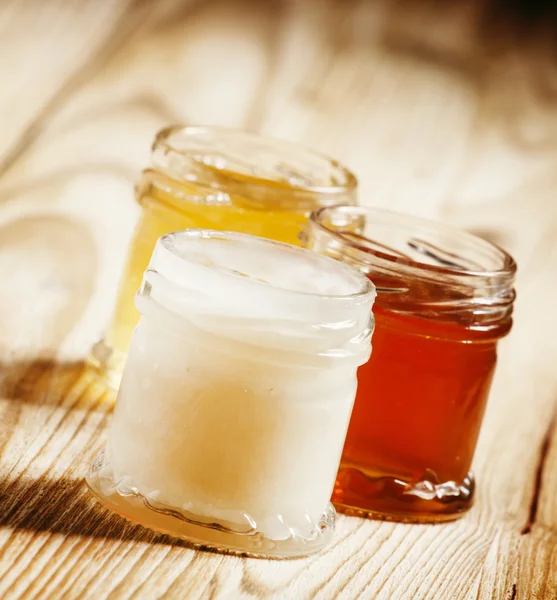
(0, 475), (187, 546)
(0, 359), (114, 410)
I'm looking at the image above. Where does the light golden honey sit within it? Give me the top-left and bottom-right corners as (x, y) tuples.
(88, 127), (357, 388)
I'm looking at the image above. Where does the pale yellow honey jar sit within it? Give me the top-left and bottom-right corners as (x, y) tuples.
(88, 126), (358, 389)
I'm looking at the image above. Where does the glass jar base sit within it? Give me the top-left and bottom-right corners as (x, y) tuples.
(86, 339), (126, 391)
(86, 450), (335, 559)
(332, 467), (474, 524)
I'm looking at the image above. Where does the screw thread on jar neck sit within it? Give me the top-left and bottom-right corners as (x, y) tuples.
(146, 125), (358, 211)
(136, 230), (376, 368)
(305, 205), (516, 332)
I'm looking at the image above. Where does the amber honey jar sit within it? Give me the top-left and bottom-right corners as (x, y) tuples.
(304, 205), (517, 523)
(88, 126), (357, 389)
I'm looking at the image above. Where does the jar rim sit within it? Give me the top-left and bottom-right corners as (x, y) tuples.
(140, 230), (375, 367)
(150, 125), (357, 207)
(310, 205), (517, 284)
(159, 229), (375, 302)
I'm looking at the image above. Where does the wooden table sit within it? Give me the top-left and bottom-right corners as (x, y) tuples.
(1, 1), (556, 598)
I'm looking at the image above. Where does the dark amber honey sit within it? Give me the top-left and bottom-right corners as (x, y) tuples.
(333, 304), (505, 522)
(305, 206), (516, 523)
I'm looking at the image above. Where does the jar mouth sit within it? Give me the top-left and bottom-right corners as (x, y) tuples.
(150, 125), (357, 208)
(310, 205), (517, 283)
(306, 206), (517, 329)
(140, 230), (375, 367)
(158, 229), (374, 302)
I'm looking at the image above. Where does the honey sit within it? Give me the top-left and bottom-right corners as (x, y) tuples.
(87, 230), (375, 557)
(304, 206), (516, 523)
(88, 126), (357, 389)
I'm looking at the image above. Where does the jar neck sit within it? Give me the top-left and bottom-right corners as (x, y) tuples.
(136, 283), (374, 370)
(138, 231), (375, 367)
(139, 125), (358, 212)
(137, 169), (356, 215)
(304, 217), (516, 334)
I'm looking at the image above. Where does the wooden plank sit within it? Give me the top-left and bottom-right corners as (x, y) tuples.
(0, 0), (557, 598)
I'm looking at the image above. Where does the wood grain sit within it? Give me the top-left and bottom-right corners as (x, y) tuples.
(1, 0), (557, 598)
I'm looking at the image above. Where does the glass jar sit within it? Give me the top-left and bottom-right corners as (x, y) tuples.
(87, 230), (375, 558)
(88, 126), (357, 389)
(303, 206), (516, 523)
